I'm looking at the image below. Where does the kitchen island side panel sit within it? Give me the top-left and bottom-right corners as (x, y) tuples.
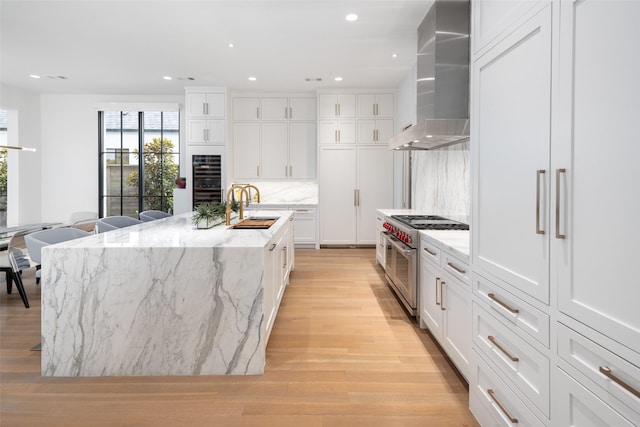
(41, 245), (265, 376)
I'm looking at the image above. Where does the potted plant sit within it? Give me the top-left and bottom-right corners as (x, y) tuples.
(191, 201), (239, 229)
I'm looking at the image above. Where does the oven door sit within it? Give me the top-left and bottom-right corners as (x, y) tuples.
(384, 235), (417, 316)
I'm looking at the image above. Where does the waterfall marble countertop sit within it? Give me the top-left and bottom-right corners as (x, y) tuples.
(41, 211), (293, 377)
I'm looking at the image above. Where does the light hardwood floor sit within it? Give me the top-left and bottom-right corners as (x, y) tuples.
(0, 248), (479, 426)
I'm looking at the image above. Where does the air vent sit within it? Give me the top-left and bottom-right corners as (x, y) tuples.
(46, 75), (68, 80)
(305, 77), (322, 82)
(176, 77), (195, 81)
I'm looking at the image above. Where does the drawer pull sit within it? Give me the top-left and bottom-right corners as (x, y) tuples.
(487, 389), (518, 424)
(447, 261), (466, 274)
(599, 366), (640, 399)
(488, 335), (519, 362)
(423, 247), (437, 256)
(435, 277), (441, 305)
(440, 281), (446, 311)
(488, 293), (520, 314)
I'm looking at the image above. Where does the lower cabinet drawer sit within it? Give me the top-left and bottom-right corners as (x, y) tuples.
(557, 323), (640, 421)
(473, 302), (550, 417)
(555, 367), (637, 426)
(470, 350), (546, 427)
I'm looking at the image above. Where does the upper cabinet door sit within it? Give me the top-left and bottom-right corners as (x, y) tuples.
(471, 6), (552, 304)
(261, 97), (289, 121)
(357, 93), (394, 118)
(232, 122), (260, 179)
(288, 97), (316, 121)
(318, 94), (356, 118)
(186, 92), (225, 118)
(289, 122), (316, 179)
(233, 97), (260, 121)
(260, 122), (288, 179)
(555, 0), (640, 353)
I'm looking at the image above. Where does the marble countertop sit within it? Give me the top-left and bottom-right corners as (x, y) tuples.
(420, 229), (470, 260)
(53, 212), (293, 249)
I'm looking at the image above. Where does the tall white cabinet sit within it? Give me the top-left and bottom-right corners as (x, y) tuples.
(231, 95), (316, 180)
(470, 1), (640, 425)
(318, 90), (394, 246)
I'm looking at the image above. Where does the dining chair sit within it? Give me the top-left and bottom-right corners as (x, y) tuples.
(25, 228), (91, 284)
(139, 210), (172, 222)
(96, 216), (143, 233)
(0, 229), (40, 308)
(72, 219), (98, 233)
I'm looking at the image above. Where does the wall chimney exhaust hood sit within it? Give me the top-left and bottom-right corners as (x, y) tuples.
(389, 0), (470, 151)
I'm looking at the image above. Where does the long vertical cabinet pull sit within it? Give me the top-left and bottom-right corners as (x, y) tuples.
(556, 168), (567, 239)
(440, 281), (446, 310)
(256, 107), (260, 120)
(487, 389), (518, 423)
(257, 166), (260, 177)
(285, 166), (288, 176)
(289, 107), (292, 118)
(338, 103), (341, 116)
(284, 107), (288, 119)
(435, 277), (441, 305)
(536, 170), (546, 234)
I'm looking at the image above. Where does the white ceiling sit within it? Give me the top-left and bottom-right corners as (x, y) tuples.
(0, 0), (431, 95)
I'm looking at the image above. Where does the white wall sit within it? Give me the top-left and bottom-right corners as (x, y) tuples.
(40, 94), (184, 222)
(393, 65), (416, 208)
(0, 84), (42, 225)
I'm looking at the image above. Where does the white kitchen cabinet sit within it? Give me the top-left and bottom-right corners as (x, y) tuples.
(319, 147), (357, 245)
(260, 96), (315, 121)
(233, 97), (260, 121)
(555, 368), (638, 427)
(319, 146), (393, 246)
(186, 92), (225, 118)
(472, 5), (552, 304)
(290, 207), (317, 248)
(357, 119), (394, 144)
(356, 93), (394, 118)
(318, 119), (356, 144)
(232, 122), (260, 179)
(288, 122), (316, 179)
(232, 95), (316, 180)
(261, 122), (288, 179)
(318, 93), (356, 118)
(375, 213), (385, 266)
(419, 234), (470, 380)
(186, 119), (225, 145)
(554, 0), (640, 356)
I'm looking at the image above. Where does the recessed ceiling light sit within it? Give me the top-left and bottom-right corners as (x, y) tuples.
(29, 74), (41, 79)
(392, 53), (398, 58)
(248, 76), (257, 81)
(334, 77), (343, 82)
(346, 13), (358, 21)
(163, 76), (172, 80)
(228, 43), (234, 48)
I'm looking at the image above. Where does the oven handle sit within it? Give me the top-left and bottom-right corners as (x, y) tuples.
(387, 234), (415, 257)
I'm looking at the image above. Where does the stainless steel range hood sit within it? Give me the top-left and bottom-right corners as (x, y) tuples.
(389, 0), (470, 151)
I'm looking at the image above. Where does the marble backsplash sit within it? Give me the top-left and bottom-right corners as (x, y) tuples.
(411, 141), (470, 223)
(230, 181), (318, 205)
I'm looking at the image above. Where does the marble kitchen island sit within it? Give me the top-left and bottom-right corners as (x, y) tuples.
(41, 211), (294, 377)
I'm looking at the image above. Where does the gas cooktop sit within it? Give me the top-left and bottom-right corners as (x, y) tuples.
(391, 215), (469, 231)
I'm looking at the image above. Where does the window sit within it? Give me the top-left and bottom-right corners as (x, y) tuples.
(99, 110), (180, 218)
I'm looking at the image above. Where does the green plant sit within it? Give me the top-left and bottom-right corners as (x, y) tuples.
(191, 200), (240, 226)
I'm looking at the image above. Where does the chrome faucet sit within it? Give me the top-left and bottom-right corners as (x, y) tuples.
(226, 184), (249, 225)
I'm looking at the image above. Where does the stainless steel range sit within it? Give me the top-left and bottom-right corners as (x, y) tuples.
(382, 215), (468, 316)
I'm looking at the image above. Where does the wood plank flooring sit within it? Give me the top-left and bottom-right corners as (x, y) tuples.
(0, 248), (479, 426)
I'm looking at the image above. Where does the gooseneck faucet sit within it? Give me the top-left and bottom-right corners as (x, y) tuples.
(243, 184), (261, 204)
(225, 184), (249, 225)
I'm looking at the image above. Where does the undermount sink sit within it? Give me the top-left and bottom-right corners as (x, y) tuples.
(232, 217), (280, 229)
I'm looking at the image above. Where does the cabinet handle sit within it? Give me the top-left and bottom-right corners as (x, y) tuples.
(283, 246), (287, 268)
(440, 281), (446, 310)
(599, 366), (640, 399)
(488, 335), (519, 362)
(285, 165), (288, 176)
(373, 129), (376, 142)
(338, 103), (341, 116)
(257, 107), (260, 119)
(556, 168), (566, 239)
(536, 170), (545, 234)
(289, 165), (292, 176)
(205, 102), (209, 115)
(338, 129), (341, 142)
(335, 104), (338, 117)
(423, 246), (437, 256)
(435, 277), (441, 305)
(447, 261), (466, 274)
(487, 389), (518, 424)
(488, 293), (519, 314)
(269, 243), (276, 251)
(203, 103), (206, 115)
